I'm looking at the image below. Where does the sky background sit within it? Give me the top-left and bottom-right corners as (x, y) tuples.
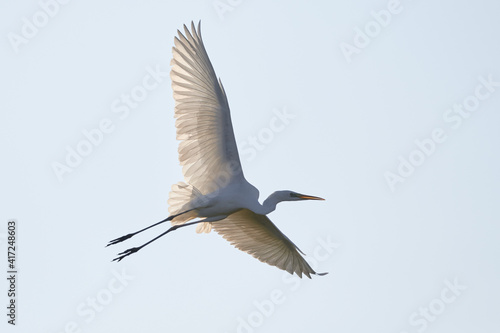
(1, 0), (500, 332)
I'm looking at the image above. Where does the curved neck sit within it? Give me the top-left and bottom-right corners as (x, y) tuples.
(254, 193), (281, 215)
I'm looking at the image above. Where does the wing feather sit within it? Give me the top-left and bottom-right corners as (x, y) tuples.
(170, 21), (244, 194)
(213, 209), (322, 278)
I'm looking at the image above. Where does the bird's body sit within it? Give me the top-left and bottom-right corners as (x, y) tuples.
(194, 181), (260, 217)
(108, 22), (326, 278)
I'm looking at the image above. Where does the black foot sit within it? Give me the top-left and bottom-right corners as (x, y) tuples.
(107, 233), (134, 247)
(112, 247), (140, 262)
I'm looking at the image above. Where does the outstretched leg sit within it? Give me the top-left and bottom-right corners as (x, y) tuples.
(111, 215), (227, 262)
(106, 209), (194, 247)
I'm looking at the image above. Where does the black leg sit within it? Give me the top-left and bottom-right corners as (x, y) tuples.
(111, 220), (205, 262)
(106, 209), (194, 247)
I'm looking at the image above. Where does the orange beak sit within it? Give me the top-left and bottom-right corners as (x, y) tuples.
(297, 193), (325, 201)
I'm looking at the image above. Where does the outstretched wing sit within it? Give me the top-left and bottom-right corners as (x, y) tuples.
(213, 209), (326, 278)
(170, 22), (244, 194)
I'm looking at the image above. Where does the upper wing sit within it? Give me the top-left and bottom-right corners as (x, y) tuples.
(212, 209), (325, 278)
(170, 22), (244, 194)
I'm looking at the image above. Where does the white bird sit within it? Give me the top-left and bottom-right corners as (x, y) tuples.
(108, 22), (326, 278)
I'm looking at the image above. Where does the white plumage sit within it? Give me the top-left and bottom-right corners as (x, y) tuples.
(170, 22), (242, 195)
(108, 22), (326, 279)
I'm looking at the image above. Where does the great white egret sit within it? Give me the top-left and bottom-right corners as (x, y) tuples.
(108, 22), (326, 278)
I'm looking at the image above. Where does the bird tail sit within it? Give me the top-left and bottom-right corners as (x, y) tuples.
(167, 182), (211, 233)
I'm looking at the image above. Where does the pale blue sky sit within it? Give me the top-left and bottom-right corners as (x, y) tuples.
(1, 1), (499, 332)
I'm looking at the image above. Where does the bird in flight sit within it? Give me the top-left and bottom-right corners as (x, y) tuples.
(107, 22), (326, 278)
